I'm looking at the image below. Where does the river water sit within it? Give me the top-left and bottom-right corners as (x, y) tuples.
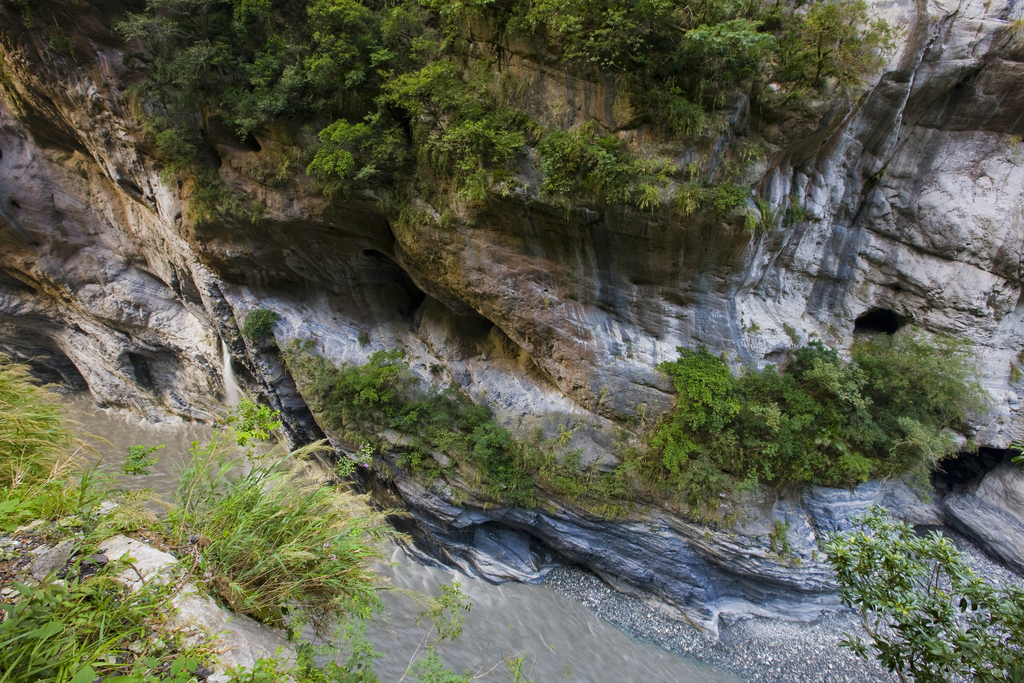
(59, 394), (739, 683)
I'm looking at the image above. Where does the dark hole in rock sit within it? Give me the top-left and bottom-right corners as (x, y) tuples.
(128, 352), (155, 390)
(931, 447), (1012, 497)
(0, 343), (88, 390)
(359, 249), (427, 318)
(853, 308), (903, 335)
(9, 199), (20, 210)
(208, 145), (223, 169)
(116, 177), (145, 199)
(240, 132), (262, 152)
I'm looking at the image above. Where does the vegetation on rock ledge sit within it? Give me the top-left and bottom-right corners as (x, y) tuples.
(283, 343), (635, 514)
(113, 0), (894, 217)
(645, 330), (986, 509)
(281, 328), (983, 517)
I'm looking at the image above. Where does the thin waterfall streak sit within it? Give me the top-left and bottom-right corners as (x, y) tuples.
(222, 339), (241, 406)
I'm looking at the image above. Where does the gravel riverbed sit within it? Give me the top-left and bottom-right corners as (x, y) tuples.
(543, 528), (1023, 683)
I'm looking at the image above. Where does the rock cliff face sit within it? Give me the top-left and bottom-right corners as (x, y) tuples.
(1, 0), (1023, 632)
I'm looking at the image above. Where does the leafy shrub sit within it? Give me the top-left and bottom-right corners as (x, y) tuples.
(826, 508), (1024, 682)
(284, 344), (637, 514)
(120, 444), (163, 476)
(536, 123), (670, 209)
(648, 331), (985, 508)
(241, 309), (280, 341)
(284, 346), (536, 505)
(118, 0), (893, 215)
(225, 398), (283, 445)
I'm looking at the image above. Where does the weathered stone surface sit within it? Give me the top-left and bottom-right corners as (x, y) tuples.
(99, 535), (296, 673)
(29, 538), (75, 580)
(99, 535), (179, 590)
(390, 472), (843, 636)
(170, 585), (297, 674)
(803, 479), (945, 535)
(943, 461), (1024, 574)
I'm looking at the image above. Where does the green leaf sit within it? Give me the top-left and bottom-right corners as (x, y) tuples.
(70, 665), (96, 683)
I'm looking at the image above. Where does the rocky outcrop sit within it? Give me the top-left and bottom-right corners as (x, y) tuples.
(379, 462), (955, 635)
(943, 460), (1024, 574)
(1, 0), (1023, 632)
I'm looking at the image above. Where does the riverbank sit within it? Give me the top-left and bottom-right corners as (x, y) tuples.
(545, 527), (1024, 683)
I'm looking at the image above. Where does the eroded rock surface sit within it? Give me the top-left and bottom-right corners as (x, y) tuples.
(943, 460), (1024, 574)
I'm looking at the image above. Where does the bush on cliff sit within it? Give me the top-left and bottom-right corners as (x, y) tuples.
(283, 345), (537, 506)
(241, 309), (280, 341)
(648, 330), (986, 508)
(282, 343), (634, 513)
(117, 0), (893, 212)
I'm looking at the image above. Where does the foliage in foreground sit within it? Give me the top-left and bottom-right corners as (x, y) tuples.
(825, 508), (1024, 683)
(0, 564), (201, 683)
(647, 330), (985, 507)
(0, 383), (479, 683)
(0, 356), (74, 491)
(170, 411), (392, 635)
(0, 355), (158, 537)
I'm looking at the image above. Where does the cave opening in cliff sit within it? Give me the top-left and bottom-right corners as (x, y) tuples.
(853, 308), (903, 335)
(931, 447), (1014, 497)
(358, 249), (427, 319)
(128, 352), (156, 390)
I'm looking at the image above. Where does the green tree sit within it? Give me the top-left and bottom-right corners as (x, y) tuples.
(825, 508), (1024, 683)
(789, 0), (895, 88)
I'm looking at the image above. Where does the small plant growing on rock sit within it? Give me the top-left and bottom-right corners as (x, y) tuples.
(240, 309), (279, 341)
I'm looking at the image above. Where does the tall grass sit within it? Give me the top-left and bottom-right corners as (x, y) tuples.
(171, 432), (394, 635)
(0, 355), (76, 492)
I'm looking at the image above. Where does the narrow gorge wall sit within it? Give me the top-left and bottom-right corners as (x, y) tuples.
(2, 0), (1023, 633)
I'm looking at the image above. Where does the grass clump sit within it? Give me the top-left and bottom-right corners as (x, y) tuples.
(241, 309), (280, 341)
(645, 330), (986, 510)
(171, 406), (393, 636)
(0, 373), (470, 682)
(0, 569), (202, 683)
(0, 356), (75, 490)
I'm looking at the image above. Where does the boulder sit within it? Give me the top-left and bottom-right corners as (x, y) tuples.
(942, 462), (1024, 574)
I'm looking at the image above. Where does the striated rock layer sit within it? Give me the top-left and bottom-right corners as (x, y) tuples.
(1, 0), (1023, 632)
